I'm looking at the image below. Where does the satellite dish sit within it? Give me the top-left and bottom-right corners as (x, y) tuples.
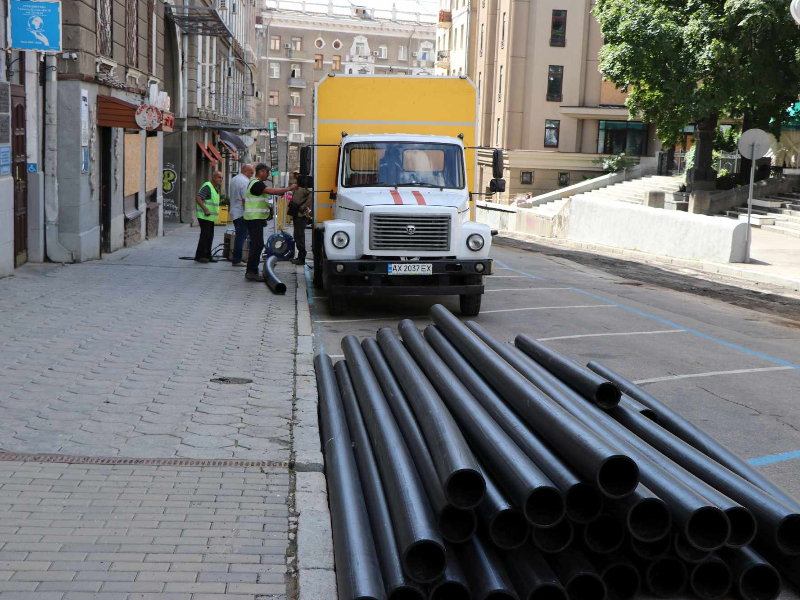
(738, 128), (772, 160)
(240, 135), (255, 147)
(792, 0), (800, 25)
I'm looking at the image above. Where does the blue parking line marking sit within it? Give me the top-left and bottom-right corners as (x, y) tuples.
(493, 260), (545, 280)
(748, 449), (800, 466)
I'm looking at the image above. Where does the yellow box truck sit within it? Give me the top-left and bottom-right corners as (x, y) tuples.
(299, 75), (506, 316)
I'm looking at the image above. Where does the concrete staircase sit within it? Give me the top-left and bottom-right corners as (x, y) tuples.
(724, 192), (800, 238)
(526, 175), (684, 216)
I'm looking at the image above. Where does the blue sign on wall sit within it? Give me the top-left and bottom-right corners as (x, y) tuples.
(0, 147), (11, 176)
(9, 0), (62, 52)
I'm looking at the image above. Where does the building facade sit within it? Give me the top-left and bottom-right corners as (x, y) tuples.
(258, 0), (436, 177)
(435, 0), (477, 78)
(473, 0), (660, 199)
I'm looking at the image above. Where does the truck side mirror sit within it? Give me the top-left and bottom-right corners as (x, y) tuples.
(490, 178), (506, 194)
(299, 146), (314, 188)
(492, 148), (504, 179)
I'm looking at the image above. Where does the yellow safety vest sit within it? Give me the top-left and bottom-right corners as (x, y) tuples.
(196, 182), (220, 223)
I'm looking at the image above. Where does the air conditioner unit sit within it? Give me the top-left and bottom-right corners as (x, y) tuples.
(288, 132), (305, 143)
(284, 43), (291, 49)
(412, 52), (418, 57)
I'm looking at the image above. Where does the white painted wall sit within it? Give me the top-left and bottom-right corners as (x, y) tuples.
(0, 178), (13, 277)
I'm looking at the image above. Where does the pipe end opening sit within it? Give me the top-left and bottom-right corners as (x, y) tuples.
(439, 506), (477, 543)
(389, 586), (426, 600)
(585, 514), (625, 554)
(403, 541), (446, 584)
(524, 487), (566, 528)
(489, 510), (529, 549)
(628, 498), (671, 542)
(777, 513), (800, 555)
(565, 483), (604, 524)
(724, 507), (757, 548)
(674, 534), (711, 564)
(565, 574), (606, 600)
(690, 560), (731, 600)
(531, 518), (573, 554)
(445, 469), (486, 509)
(741, 564), (781, 600)
(686, 507), (730, 552)
(429, 581), (470, 600)
(530, 583), (568, 600)
(646, 557), (687, 598)
(595, 382), (621, 409)
(602, 563), (640, 600)
(597, 456), (639, 499)
(630, 535), (670, 560)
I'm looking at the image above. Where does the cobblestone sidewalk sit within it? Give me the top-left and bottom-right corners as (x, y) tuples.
(0, 226), (328, 599)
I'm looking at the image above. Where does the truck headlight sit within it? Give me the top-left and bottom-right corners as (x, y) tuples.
(331, 231), (350, 249)
(467, 233), (485, 252)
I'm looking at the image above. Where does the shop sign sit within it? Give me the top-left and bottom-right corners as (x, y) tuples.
(9, 0), (62, 52)
(135, 104), (162, 130)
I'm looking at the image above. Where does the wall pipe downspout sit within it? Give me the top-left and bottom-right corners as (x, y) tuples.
(44, 53), (73, 263)
(180, 13), (189, 223)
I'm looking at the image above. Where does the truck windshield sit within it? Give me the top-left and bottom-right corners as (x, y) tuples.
(342, 142), (465, 189)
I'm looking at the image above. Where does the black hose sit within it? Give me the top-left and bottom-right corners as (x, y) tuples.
(313, 354), (386, 600)
(503, 545), (567, 600)
(673, 533), (712, 564)
(455, 534), (518, 600)
(612, 484), (671, 542)
(586, 553), (640, 600)
(476, 464), (529, 550)
(530, 517), (574, 555)
(620, 394), (658, 422)
(340, 337), (446, 583)
(545, 548), (607, 600)
(629, 535), (671, 560)
(689, 555), (732, 600)
(361, 338), (477, 544)
(581, 513), (625, 555)
(427, 544), (471, 600)
(264, 255), (287, 294)
(334, 361), (426, 600)
(640, 555), (687, 598)
(718, 546), (782, 600)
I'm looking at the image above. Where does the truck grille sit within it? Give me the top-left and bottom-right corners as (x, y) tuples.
(369, 214), (451, 252)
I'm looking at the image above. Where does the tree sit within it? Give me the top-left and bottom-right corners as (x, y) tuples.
(594, 0), (800, 189)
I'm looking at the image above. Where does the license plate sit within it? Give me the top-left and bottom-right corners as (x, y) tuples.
(388, 263), (433, 275)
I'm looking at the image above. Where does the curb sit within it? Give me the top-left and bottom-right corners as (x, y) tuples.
(495, 233), (800, 294)
(294, 264), (338, 600)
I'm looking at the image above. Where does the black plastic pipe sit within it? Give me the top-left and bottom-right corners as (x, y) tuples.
(428, 306), (639, 500)
(718, 546), (782, 600)
(629, 535), (671, 560)
(514, 334), (621, 409)
(398, 321), (564, 528)
(581, 513), (625, 555)
(612, 484), (671, 542)
(334, 361), (426, 600)
(425, 325), (603, 525)
(503, 545), (567, 600)
(620, 394), (657, 422)
(455, 535), (519, 600)
(375, 327), (485, 509)
(361, 338), (477, 544)
(264, 255), (287, 294)
(476, 464), (529, 550)
(545, 548), (607, 600)
(530, 517), (574, 554)
(588, 360), (800, 512)
(587, 553), (640, 600)
(689, 555), (732, 600)
(673, 533), (711, 564)
(640, 556), (687, 598)
(340, 337), (446, 583)
(485, 337), (730, 552)
(314, 354), (386, 600)
(428, 544), (471, 600)
(609, 402), (795, 553)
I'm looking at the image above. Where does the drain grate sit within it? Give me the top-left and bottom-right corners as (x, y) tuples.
(210, 376), (254, 384)
(0, 452), (289, 468)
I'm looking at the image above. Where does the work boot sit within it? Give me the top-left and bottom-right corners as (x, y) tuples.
(194, 258), (210, 264)
(245, 271), (265, 282)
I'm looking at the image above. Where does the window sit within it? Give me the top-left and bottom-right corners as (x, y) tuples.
(269, 90), (279, 106)
(460, 25), (464, 51)
(521, 171), (533, 184)
(97, 0), (113, 57)
(501, 12), (506, 49)
(419, 43), (433, 60)
(291, 37), (302, 51)
(378, 45), (388, 59)
(597, 121), (648, 155)
(290, 91), (301, 106)
(270, 62), (280, 78)
(480, 24), (484, 57)
(478, 72), (482, 97)
(270, 36), (281, 51)
(496, 118), (501, 146)
(289, 119), (300, 133)
(498, 66), (503, 101)
(547, 66), (564, 102)
(125, 0), (138, 66)
(551, 10), (567, 46)
(291, 63), (301, 78)
(314, 54), (323, 69)
(399, 46), (407, 60)
(332, 39), (342, 50)
(545, 119), (560, 147)
(355, 40), (367, 56)
(315, 38), (325, 49)
(333, 55), (341, 70)
(558, 172), (570, 186)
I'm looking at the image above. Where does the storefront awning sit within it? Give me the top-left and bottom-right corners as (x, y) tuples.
(219, 130), (248, 152)
(207, 144), (224, 163)
(197, 142), (218, 165)
(166, 5), (233, 37)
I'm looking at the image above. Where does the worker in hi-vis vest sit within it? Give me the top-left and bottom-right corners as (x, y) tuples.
(243, 164), (297, 281)
(194, 171), (224, 263)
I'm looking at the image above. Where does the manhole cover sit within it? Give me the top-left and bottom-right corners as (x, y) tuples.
(210, 377), (253, 384)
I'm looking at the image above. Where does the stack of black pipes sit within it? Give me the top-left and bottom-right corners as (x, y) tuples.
(314, 303), (800, 600)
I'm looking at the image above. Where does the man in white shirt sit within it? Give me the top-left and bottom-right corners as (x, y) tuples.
(229, 163), (253, 267)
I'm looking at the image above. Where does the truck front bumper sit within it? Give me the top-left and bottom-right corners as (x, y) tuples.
(323, 258), (493, 296)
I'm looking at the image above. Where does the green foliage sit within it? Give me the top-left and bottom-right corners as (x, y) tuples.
(593, 153), (638, 172)
(714, 127), (740, 153)
(593, 0), (800, 145)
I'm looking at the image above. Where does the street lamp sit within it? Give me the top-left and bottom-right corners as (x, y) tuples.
(792, 0), (800, 24)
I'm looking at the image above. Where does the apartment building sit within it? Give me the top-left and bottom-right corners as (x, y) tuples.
(473, 0), (660, 199)
(435, 0), (477, 78)
(258, 0), (436, 176)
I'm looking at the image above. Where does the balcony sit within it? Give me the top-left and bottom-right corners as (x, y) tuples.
(287, 104), (306, 116)
(412, 59), (434, 69)
(284, 48), (307, 59)
(438, 9), (452, 28)
(288, 77), (307, 88)
(436, 50), (449, 69)
(346, 53), (375, 64)
(287, 132), (305, 143)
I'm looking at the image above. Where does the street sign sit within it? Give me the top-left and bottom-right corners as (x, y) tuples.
(8, 0), (62, 52)
(268, 122), (279, 177)
(738, 128), (773, 262)
(0, 147), (11, 176)
(792, 0), (800, 25)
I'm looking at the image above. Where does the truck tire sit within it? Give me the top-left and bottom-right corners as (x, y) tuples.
(459, 293), (482, 316)
(330, 294), (346, 316)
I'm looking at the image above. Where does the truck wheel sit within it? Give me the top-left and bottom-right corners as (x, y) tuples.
(459, 293), (482, 317)
(330, 295), (346, 316)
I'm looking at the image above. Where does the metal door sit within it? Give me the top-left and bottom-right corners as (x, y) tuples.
(11, 85), (27, 267)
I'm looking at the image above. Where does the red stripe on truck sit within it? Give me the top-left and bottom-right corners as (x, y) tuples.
(390, 190), (403, 204)
(412, 191), (426, 205)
